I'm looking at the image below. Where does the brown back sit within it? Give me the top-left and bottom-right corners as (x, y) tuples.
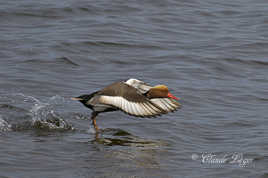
(98, 82), (149, 102)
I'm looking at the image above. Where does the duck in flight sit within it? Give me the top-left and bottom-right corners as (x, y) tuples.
(71, 78), (181, 132)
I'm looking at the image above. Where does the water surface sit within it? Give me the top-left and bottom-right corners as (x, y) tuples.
(0, 0), (268, 177)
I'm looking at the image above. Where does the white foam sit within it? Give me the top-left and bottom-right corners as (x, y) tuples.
(0, 115), (11, 132)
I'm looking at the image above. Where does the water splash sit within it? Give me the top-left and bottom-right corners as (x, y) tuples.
(8, 93), (74, 131)
(28, 95), (74, 131)
(14, 93), (42, 105)
(0, 115), (11, 132)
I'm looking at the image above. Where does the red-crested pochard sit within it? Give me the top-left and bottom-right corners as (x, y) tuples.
(72, 78), (181, 131)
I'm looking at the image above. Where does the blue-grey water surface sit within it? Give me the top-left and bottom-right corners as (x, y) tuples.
(0, 0), (268, 177)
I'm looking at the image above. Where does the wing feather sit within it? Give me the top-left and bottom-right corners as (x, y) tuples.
(129, 102), (136, 116)
(99, 96), (165, 117)
(131, 103), (142, 116)
(151, 99), (172, 112)
(160, 99), (175, 111)
(151, 98), (181, 112)
(147, 102), (161, 114)
(140, 103), (153, 116)
(164, 98), (180, 108)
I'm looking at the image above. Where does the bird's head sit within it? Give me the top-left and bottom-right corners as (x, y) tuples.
(147, 85), (179, 100)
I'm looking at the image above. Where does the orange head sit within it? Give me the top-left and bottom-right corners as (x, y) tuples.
(147, 85), (179, 100)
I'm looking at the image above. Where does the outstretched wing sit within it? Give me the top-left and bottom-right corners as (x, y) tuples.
(97, 82), (166, 117)
(150, 98), (180, 112)
(97, 81), (180, 117)
(99, 95), (167, 117)
(125, 78), (181, 112)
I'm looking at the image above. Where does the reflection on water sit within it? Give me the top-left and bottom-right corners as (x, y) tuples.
(93, 128), (169, 147)
(90, 128), (170, 169)
(104, 147), (160, 169)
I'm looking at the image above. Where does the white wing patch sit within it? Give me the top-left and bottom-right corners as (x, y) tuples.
(125, 78), (152, 94)
(99, 96), (165, 117)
